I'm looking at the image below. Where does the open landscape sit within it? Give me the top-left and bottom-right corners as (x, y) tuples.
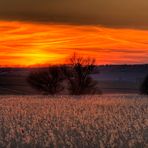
(0, 0), (148, 147)
(0, 95), (147, 147)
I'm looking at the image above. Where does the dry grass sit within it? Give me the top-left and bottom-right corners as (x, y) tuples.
(0, 95), (147, 147)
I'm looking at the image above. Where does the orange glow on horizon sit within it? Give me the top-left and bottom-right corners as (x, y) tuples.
(0, 21), (148, 67)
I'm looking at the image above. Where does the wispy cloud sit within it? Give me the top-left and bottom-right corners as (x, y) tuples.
(0, 21), (148, 66)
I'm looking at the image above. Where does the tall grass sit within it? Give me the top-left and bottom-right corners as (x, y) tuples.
(0, 95), (147, 147)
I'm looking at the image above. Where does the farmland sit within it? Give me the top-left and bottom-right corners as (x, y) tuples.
(0, 95), (147, 147)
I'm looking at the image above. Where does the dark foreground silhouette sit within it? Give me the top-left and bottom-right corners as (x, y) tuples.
(28, 54), (101, 95)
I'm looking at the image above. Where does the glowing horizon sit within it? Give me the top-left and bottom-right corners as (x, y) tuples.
(0, 21), (148, 67)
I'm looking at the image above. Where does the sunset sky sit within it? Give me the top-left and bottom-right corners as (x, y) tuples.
(0, 0), (148, 66)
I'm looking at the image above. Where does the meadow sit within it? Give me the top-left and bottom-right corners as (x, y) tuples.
(0, 95), (147, 147)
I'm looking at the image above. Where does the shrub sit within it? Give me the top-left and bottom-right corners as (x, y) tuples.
(27, 66), (64, 95)
(140, 75), (148, 95)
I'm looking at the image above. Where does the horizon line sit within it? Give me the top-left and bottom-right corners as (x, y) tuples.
(0, 63), (148, 68)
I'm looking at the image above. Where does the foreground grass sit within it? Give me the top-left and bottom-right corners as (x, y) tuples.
(0, 95), (147, 147)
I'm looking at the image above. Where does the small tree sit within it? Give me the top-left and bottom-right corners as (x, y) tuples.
(27, 66), (64, 95)
(140, 75), (148, 95)
(61, 53), (101, 95)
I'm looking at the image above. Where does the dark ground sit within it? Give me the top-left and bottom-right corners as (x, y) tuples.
(0, 64), (148, 95)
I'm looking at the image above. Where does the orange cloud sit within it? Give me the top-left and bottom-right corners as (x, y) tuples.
(0, 21), (148, 67)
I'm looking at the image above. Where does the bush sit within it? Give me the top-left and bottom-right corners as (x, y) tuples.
(27, 66), (64, 95)
(140, 75), (148, 95)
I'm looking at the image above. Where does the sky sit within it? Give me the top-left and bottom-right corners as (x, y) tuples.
(0, 0), (148, 66)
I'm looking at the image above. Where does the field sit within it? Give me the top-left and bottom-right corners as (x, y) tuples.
(0, 95), (147, 147)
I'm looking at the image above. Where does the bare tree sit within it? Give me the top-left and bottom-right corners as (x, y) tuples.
(27, 66), (64, 95)
(27, 53), (101, 95)
(61, 53), (101, 95)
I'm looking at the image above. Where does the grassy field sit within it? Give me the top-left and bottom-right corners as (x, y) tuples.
(0, 95), (147, 147)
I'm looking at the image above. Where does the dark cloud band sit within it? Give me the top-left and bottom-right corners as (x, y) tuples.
(0, 0), (148, 29)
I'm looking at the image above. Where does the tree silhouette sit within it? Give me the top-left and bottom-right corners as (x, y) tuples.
(27, 66), (64, 95)
(61, 53), (101, 95)
(27, 53), (101, 95)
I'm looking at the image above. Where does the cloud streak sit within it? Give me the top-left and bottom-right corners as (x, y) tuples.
(0, 21), (148, 66)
